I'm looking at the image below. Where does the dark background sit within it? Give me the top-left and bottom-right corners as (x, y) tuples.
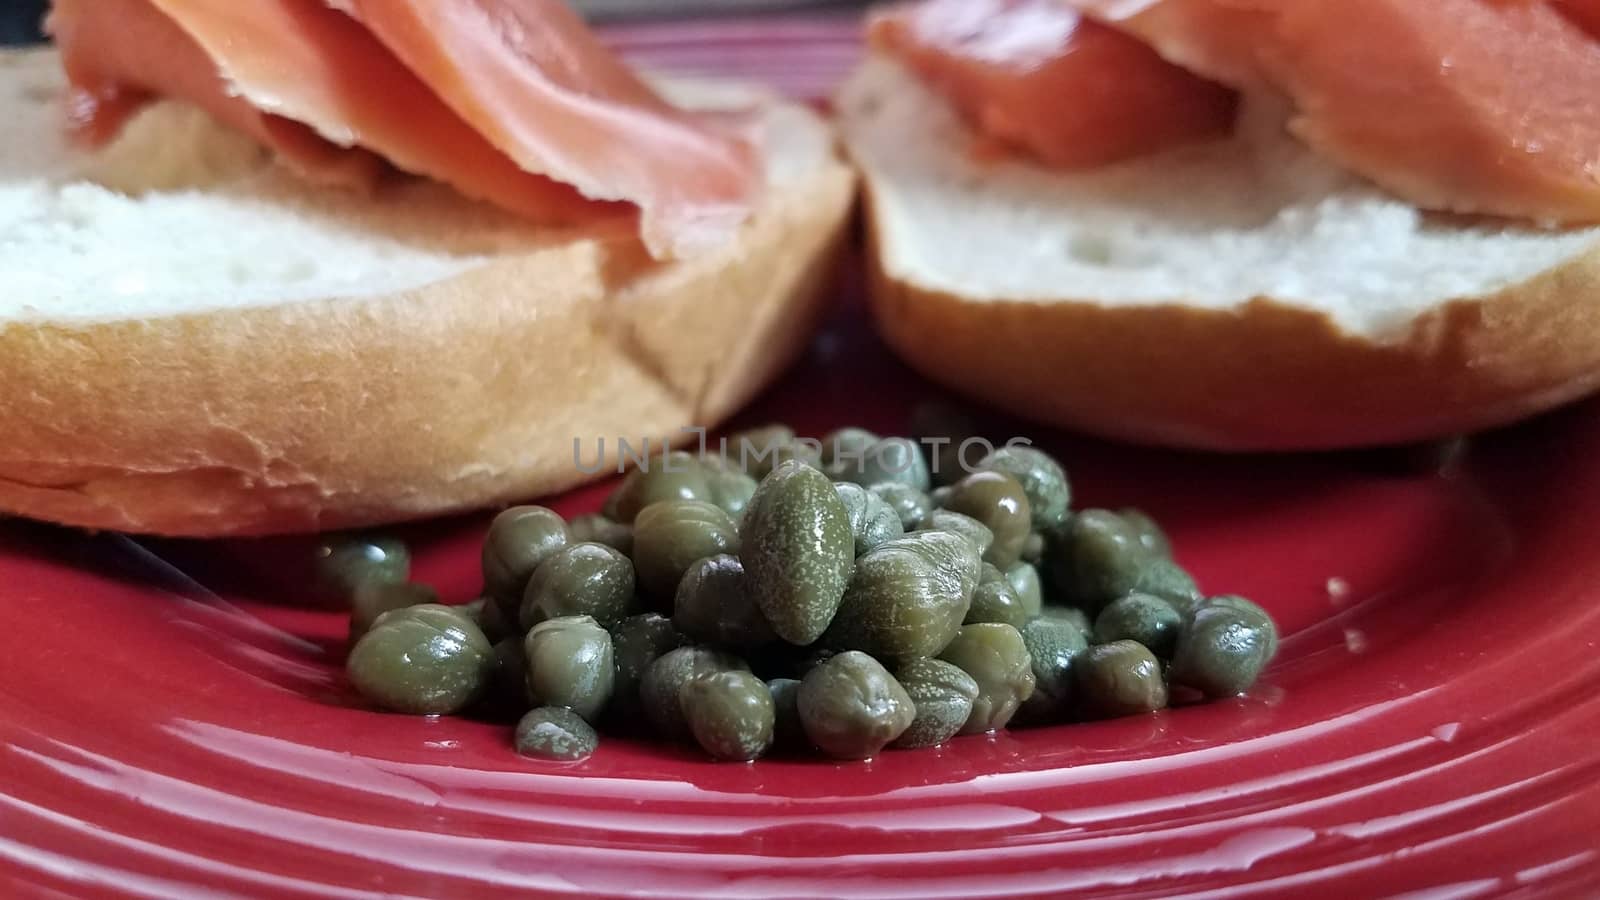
(1, 0), (45, 45)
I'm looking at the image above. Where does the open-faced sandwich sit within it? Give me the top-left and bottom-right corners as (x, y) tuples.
(0, 0), (855, 536)
(840, 0), (1600, 450)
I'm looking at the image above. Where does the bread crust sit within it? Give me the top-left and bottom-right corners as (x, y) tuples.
(865, 183), (1600, 451)
(0, 155), (854, 536)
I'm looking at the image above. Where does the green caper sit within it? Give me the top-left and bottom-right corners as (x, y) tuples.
(943, 471), (1032, 568)
(1169, 605), (1274, 698)
(705, 468), (760, 519)
(639, 646), (748, 741)
(892, 658), (980, 749)
(681, 670), (776, 762)
(349, 581), (440, 642)
(695, 450), (742, 474)
(482, 506), (569, 605)
(608, 452), (714, 523)
(521, 542), (637, 632)
(938, 624), (1036, 734)
(740, 460), (856, 645)
(347, 605), (495, 715)
(723, 424), (803, 477)
(834, 482), (906, 555)
(869, 482), (934, 531)
(607, 613), (687, 725)
(567, 514), (634, 556)
(1020, 532), (1046, 566)
(1045, 509), (1133, 610)
(515, 707), (599, 762)
(905, 527), (986, 602)
(1003, 562), (1044, 619)
(317, 535), (409, 600)
(1205, 595), (1279, 660)
(1075, 640), (1168, 718)
(820, 427), (882, 467)
(766, 677), (806, 749)
(1041, 604), (1094, 635)
(734, 427), (823, 479)
(1047, 510), (1198, 613)
(797, 651), (916, 760)
(822, 530), (981, 661)
(965, 564), (1029, 629)
(631, 500), (739, 601)
(700, 445), (742, 474)
(1094, 593), (1183, 659)
(673, 555), (776, 649)
(726, 424), (795, 454)
(769, 440), (826, 476)
(976, 446), (1071, 531)
(1139, 557), (1205, 610)
(523, 616), (615, 723)
(834, 437), (932, 492)
(1119, 508), (1171, 557)
(919, 509), (995, 561)
(1016, 617), (1088, 724)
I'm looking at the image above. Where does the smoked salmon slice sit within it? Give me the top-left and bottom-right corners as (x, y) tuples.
(49, 0), (384, 189)
(1065, 0), (1600, 225)
(334, 0), (760, 259)
(50, 0), (609, 225)
(869, 0), (1236, 169)
(1056, 0), (1277, 91)
(47, 0), (761, 257)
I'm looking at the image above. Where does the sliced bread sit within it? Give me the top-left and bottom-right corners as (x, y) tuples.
(0, 48), (855, 536)
(838, 56), (1600, 450)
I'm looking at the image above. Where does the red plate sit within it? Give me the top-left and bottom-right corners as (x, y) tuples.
(5, 17), (1600, 900)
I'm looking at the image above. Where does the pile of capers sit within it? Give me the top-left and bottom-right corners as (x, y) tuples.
(333, 421), (1279, 763)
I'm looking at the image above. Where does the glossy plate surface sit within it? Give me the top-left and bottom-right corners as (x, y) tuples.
(4, 16), (1600, 900)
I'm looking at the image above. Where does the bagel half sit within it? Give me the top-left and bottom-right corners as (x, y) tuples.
(839, 56), (1600, 451)
(0, 49), (855, 536)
